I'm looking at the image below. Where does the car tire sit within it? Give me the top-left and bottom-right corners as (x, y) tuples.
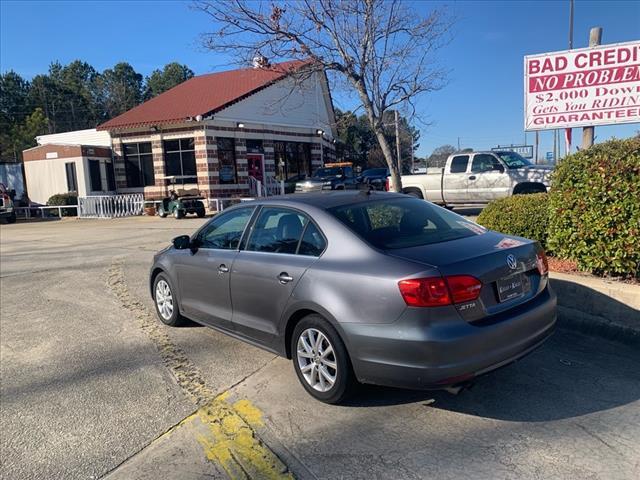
(291, 314), (355, 404)
(196, 208), (205, 218)
(158, 205), (167, 218)
(6, 212), (17, 224)
(153, 273), (185, 326)
(173, 208), (184, 219)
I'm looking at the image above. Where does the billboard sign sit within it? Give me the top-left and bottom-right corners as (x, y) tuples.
(524, 41), (640, 130)
(491, 145), (534, 159)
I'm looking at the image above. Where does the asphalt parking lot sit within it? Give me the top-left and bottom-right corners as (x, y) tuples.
(1, 216), (639, 480)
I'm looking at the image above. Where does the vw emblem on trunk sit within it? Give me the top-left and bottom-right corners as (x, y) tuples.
(506, 254), (518, 270)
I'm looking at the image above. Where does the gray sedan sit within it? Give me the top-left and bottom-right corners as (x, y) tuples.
(150, 191), (556, 404)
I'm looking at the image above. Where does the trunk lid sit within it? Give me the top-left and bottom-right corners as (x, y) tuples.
(390, 230), (546, 322)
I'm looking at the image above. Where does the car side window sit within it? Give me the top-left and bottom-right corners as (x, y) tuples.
(471, 154), (501, 173)
(246, 207), (307, 254)
(197, 207), (254, 250)
(449, 155), (469, 173)
(298, 222), (326, 256)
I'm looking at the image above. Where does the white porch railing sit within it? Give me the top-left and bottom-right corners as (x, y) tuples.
(265, 176), (285, 196)
(78, 194), (144, 218)
(248, 176), (261, 197)
(249, 176), (285, 197)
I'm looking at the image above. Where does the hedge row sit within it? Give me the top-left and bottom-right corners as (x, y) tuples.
(47, 193), (78, 217)
(477, 137), (640, 278)
(476, 193), (549, 248)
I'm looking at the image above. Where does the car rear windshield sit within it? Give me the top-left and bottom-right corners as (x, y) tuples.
(362, 168), (388, 177)
(328, 197), (486, 249)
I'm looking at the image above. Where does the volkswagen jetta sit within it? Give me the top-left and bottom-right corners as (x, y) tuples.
(150, 191), (556, 404)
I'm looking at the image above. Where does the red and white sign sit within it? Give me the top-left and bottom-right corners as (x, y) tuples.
(524, 41), (640, 130)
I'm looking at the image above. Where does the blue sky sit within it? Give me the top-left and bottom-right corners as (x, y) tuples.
(1, 0), (639, 159)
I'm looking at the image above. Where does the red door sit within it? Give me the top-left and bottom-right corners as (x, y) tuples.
(247, 154), (264, 183)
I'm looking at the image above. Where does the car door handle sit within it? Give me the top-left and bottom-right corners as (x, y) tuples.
(217, 264), (229, 274)
(277, 272), (293, 284)
(468, 175), (477, 180)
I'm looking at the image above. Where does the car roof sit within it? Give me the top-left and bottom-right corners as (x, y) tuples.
(249, 190), (407, 209)
(452, 151), (496, 155)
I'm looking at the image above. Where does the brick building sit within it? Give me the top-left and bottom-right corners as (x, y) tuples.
(97, 60), (336, 202)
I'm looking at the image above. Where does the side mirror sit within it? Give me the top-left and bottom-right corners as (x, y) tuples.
(495, 164), (505, 173)
(172, 235), (191, 250)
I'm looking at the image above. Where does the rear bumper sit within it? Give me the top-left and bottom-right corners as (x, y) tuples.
(341, 286), (557, 389)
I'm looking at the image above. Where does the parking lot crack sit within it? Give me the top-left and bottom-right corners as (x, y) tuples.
(107, 256), (216, 405)
(105, 256), (294, 479)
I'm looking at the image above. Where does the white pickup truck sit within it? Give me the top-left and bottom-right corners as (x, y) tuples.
(395, 150), (552, 207)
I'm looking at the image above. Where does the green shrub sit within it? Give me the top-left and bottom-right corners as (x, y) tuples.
(47, 193), (78, 217)
(548, 137), (640, 278)
(477, 193), (549, 248)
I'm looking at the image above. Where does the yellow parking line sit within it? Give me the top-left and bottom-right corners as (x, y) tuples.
(193, 393), (293, 479)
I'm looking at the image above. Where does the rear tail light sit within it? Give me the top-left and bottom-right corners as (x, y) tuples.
(536, 250), (549, 276)
(385, 177), (390, 192)
(398, 275), (482, 307)
(398, 277), (451, 307)
(446, 275), (483, 303)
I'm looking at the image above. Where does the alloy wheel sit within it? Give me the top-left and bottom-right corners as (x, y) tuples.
(296, 328), (337, 392)
(155, 279), (174, 320)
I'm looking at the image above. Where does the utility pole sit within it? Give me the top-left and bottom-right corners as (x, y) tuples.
(394, 110), (402, 174)
(553, 129), (557, 164)
(535, 131), (539, 164)
(582, 27), (602, 150)
(569, 0), (574, 49)
(563, 0), (575, 160)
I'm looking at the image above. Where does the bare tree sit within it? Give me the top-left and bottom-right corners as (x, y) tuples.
(194, 0), (451, 191)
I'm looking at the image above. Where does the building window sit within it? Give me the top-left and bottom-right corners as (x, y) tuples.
(88, 160), (102, 191)
(106, 161), (116, 191)
(124, 142), (155, 187)
(217, 137), (237, 184)
(274, 141), (311, 180)
(164, 138), (196, 181)
(246, 139), (263, 154)
(65, 162), (77, 192)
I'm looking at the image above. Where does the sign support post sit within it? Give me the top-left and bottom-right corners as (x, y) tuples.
(582, 27), (603, 150)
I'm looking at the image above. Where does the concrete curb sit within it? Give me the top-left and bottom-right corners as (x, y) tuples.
(549, 272), (640, 346)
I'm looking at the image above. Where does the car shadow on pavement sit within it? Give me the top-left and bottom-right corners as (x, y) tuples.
(343, 328), (640, 422)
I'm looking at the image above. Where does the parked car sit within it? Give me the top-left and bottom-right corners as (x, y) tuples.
(394, 151), (552, 206)
(295, 163), (356, 192)
(284, 174), (307, 194)
(150, 191), (556, 404)
(0, 183), (16, 224)
(356, 168), (389, 190)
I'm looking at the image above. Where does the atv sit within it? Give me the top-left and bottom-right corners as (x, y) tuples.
(157, 176), (206, 219)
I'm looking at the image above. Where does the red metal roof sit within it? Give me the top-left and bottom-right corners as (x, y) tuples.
(97, 60), (309, 131)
